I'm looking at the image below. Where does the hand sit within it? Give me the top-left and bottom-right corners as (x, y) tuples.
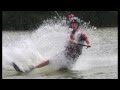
(72, 40), (78, 45)
(86, 45), (91, 49)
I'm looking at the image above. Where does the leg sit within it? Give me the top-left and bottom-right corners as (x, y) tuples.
(35, 60), (50, 68)
(26, 60), (50, 73)
(11, 60), (50, 73)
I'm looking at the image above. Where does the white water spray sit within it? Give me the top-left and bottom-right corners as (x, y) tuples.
(2, 18), (117, 73)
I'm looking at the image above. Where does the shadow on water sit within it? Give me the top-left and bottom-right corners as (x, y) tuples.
(43, 69), (85, 79)
(2, 69), (82, 79)
(60, 70), (84, 79)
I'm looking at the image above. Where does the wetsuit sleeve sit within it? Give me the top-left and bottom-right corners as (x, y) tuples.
(82, 31), (91, 46)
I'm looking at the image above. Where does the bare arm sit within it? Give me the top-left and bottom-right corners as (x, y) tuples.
(82, 31), (92, 46)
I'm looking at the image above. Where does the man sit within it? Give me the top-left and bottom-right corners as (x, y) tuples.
(12, 17), (91, 73)
(67, 13), (75, 21)
(66, 18), (91, 60)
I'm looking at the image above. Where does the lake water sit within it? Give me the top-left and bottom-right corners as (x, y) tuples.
(2, 21), (118, 79)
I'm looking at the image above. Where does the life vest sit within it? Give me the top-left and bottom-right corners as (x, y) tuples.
(65, 29), (86, 60)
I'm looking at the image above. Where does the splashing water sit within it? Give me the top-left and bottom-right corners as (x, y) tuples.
(2, 17), (118, 79)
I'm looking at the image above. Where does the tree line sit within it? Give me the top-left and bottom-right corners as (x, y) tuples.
(2, 11), (118, 30)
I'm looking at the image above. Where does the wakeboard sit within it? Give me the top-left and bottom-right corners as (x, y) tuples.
(11, 62), (34, 73)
